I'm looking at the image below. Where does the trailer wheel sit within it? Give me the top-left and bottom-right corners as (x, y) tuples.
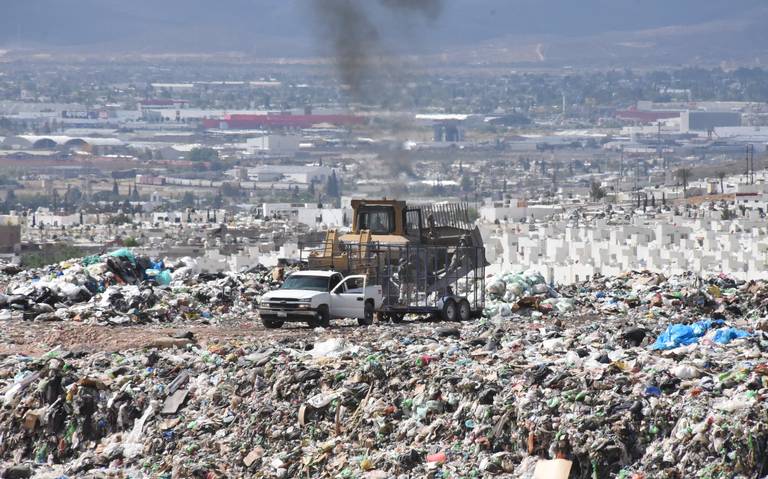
(441, 299), (459, 322)
(262, 318), (284, 329)
(382, 313), (405, 323)
(358, 301), (375, 326)
(309, 306), (330, 328)
(458, 299), (472, 322)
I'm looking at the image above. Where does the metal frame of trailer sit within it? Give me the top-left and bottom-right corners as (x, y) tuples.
(298, 241), (485, 319)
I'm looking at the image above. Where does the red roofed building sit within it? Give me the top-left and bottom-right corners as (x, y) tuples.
(616, 106), (681, 123)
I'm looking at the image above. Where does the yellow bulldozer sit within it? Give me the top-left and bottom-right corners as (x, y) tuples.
(308, 199), (485, 273)
(303, 198), (487, 321)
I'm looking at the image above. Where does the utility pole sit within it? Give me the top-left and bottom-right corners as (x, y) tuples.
(562, 93), (566, 119)
(746, 144), (755, 184)
(657, 121), (667, 170)
(620, 149), (624, 178)
(634, 159), (639, 191)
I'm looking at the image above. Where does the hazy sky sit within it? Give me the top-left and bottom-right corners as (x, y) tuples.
(0, 0), (765, 54)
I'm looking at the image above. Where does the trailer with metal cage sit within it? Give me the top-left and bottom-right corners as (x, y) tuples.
(297, 241), (485, 322)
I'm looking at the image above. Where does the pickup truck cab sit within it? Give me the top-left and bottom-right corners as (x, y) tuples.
(257, 270), (383, 329)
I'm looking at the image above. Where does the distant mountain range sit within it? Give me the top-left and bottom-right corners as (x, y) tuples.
(2, 0), (767, 67)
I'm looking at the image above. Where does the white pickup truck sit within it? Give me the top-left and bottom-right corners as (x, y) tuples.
(257, 270), (383, 329)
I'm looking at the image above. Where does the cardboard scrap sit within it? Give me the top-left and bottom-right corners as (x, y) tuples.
(161, 389), (188, 415)
(22, 410), (40, 431)
(243, 446), (264, 467)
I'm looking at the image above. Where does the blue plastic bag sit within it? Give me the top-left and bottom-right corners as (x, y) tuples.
(156, 270), (172, 286)
(651, 319), (725, 350)
(644, 386), (662, 397)
(712, 327), (750, 345)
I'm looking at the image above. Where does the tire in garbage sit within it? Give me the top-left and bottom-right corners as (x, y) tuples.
(441, 299), (459, 322)
(309, 305), (331, 328)
(458, 298), (472, 322)
(358, 301), (374, 326)
(261, 318), (284, 329)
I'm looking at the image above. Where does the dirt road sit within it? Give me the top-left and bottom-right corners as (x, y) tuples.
(0, 318), (391, 357)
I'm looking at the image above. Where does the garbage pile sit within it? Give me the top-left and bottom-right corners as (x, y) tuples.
(1, 270), (768, 478)
(485, 269), (575, 317)
(0, 249), (278, 325)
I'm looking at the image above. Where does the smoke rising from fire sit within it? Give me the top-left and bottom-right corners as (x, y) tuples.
(313, 0), (443, 100)
(313, 0), (443, 178)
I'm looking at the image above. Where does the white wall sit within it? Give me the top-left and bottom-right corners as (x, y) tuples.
(248, 135), (301, 155)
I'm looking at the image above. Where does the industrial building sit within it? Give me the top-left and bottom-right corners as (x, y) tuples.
(1, 135), (125, 151)
(244, 165), (332, 185)
(201, 114), (366, 130)
(246, 135), (301, 155)
(681, 111), (741, 133)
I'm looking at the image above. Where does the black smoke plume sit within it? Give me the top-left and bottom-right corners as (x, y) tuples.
(313, 0), (443, 100)
(313, 0), (443, 178)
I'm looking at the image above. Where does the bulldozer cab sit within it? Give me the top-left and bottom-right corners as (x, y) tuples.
(341, 198), (486, 250)
(351, 200), (420, 243)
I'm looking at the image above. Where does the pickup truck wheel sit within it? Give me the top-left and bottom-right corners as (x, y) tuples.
(441, 299), (459, 322)
(358, 301), (374, 326)
(262, 318), (284, 329)
(308, 306), (331, 328)
(458, 299), (472, 322)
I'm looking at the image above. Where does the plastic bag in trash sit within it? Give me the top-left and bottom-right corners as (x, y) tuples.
(487, 280), (506, 297)
(81, 255), (102, 266)
(650, 319), (725, 350)
(108, 248), (137, 265)
(712, 327), (750, 345)
(156, 270), (172, 286)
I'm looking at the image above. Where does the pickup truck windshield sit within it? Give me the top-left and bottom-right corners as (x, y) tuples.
(280, 276), (329, 292)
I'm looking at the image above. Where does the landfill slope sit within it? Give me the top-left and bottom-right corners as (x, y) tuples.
(1, 270), (767, 478)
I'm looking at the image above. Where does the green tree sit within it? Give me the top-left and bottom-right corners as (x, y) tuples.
(590, 180), (607, 201)
(108, 213), (133, 225)
(181, 191), (196, 207)
(4, 189), (16, 209)
(221, 183), (240, 198)
(461, 174), (472, 193)
(326, 170), (340, 198)
(189, 147), (219, 162)
(123, 237), (140, 247)
(716, 171), (726, 194)
(676, 168), (691, 196)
